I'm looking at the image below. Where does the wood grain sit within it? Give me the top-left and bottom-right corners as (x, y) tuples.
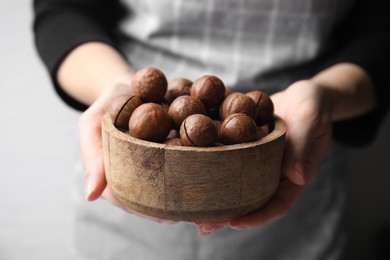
(102, 113), (286, 221)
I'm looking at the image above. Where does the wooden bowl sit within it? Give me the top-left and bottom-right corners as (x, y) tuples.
(102, 114), (286, 222)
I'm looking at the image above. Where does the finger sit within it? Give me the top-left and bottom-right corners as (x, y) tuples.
(196, 220), (228, 235)
(79, 84), (132, 201)
(79, 112), (107, 201)
(282, 119), (315, 186)
(271, 91), (309, 185)
(196, 225), (209, 237)
(302, 126), (332, 183)
(196, 225), (225, 237)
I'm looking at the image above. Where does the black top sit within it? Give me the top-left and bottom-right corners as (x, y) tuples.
(33, 0), (390, 146)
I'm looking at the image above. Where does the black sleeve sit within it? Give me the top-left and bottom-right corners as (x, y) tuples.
(322, 0), (390, 146)
(33, 0), (127, 111)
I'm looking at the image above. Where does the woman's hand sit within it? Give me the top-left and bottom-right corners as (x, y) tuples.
(269, 79), (334, 186)
(78, 83), (177, 223)
(56, 42), (177, 223)
(196, 79), (334, 235)
(78, 83), (128, 201)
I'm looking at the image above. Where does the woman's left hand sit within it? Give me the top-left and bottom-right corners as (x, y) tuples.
(196, 79), (334, 235)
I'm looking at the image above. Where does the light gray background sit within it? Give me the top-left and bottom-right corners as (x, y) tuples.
(0, 2), (389, 260)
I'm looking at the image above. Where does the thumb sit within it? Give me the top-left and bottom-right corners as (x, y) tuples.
(79, 84), (132, 201)
(282, 120), (312, 186)
(271, 92), (308, 186)
(79, 112), (107, 201)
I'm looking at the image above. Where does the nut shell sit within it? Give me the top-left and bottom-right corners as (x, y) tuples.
(220, 92), (256, 120)
(180, 114), (217, 147)
(109, 95), (143, 130)
(168, 95), (207, 128)
(225, 87), (234, 98)
(165, 77), (193, 104)
(220, 113), (258, 145)
(166, 129), (179, 139)
(129, 103), (172, 142)
(190, 75), (225, 109)
(256, 125), (269, 140)
(130, 67), (168, 103)
(163, 137), (183, 146)
(246, 90), (274, 126)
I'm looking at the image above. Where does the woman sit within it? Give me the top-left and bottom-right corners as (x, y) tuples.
(33, 0), (389, 259)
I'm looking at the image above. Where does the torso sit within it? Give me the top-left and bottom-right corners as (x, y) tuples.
(119, 0), (355, 91)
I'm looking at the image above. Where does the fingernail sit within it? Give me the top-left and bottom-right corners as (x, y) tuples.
(294, 162), (305, 185)
(85, 175), (94, 200)
(202, 226), (216, 233)
(197, 226), (208, 237)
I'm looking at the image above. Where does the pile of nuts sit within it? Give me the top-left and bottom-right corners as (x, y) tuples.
(109, 67), (274, 147)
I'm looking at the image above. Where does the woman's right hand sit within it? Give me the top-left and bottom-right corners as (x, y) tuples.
(78, 83), (177, 224)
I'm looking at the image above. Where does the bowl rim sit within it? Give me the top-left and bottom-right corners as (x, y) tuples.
(102, 113), (286, 152)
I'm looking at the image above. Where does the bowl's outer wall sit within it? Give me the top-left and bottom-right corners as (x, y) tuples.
(102, 114), (285, 221)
